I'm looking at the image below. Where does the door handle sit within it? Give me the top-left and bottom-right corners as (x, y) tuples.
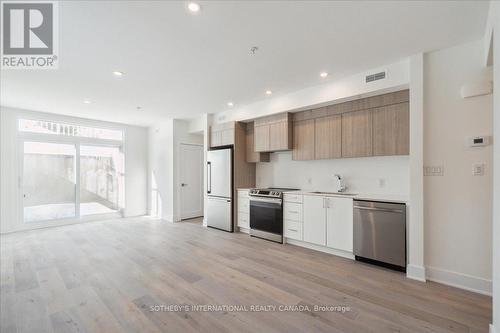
(207, 162), (211, 194)
(181, 183), (187, 187)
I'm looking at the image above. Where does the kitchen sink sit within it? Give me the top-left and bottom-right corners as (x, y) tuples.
(310, 191), (358, 196)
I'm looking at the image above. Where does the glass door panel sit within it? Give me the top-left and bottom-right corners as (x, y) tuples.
(23, 142), (76, 222)
(80, 145), (124, 216)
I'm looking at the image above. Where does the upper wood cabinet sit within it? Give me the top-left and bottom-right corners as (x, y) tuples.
(293, 119), (315, 161)
(254, 124), (270, 152)
(341, 110), (373, 158)
(210, 122), (235, 148)
(254, 113), (292, 152)
(372, 103), (409, 156)
(245, 122), (270, 163)
(314, 115), (341, 160)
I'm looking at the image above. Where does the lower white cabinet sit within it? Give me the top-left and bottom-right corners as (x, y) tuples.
(303, 195), (353, 251)
(303, 195), (327, 246)
(284, 196), (304, 241)
(237, 190), (250, 230)
(326, 197), (353, 252)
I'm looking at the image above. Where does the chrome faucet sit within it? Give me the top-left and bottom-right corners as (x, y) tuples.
(333, 174), (347, 192)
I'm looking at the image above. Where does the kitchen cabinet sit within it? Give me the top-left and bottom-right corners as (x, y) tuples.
(341, 110), (373, 158)
(314, 115), (342, 160)
(326, 197), (353, 252)
(245, 122), (270, 163)
(284, 194), (303, 241)
(210, 122), (235, 148)
(292, 119), (315, 160)
(303, 194), (354, 251)
(303, 195), (326, 246)
(254, 113), (292, 152)
(372, 103), (409, 156)
(237, 189), (250, 230)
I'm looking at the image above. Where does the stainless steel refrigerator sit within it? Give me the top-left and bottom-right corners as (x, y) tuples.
(206, 148), (233, 232)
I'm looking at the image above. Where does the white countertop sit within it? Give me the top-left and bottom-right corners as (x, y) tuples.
(284, 191), (408, 204)
(236, 188), (408, 203)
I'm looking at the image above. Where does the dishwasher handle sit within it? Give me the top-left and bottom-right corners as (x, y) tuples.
(353, 205), (404, 214)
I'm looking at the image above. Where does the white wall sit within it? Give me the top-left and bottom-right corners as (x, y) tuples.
(148, 119), (203, 222)
(486, 1), (500, 331)
(423, 40), (493, 295)
(213, 59), (409, 124)
(256, 152), (409, 195)
(0, 107), (149, 234)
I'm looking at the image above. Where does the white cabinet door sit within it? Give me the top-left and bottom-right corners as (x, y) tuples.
(303, 195), (326, 246)
(326, 197), (353, 252)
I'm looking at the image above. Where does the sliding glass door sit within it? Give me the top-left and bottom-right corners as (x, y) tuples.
(80, 145), (124, 216)
(23, 142), (77, 223)
(22, 141), (124, 223)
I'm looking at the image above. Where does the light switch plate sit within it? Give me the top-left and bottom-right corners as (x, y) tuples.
(472, 163), (485, 176)
(424, 165), (444, 176)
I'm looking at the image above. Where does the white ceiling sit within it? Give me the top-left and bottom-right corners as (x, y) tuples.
(0, 1), (489, 126)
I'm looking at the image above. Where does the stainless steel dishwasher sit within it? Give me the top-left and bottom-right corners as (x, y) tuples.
(353, 200), (406, 272)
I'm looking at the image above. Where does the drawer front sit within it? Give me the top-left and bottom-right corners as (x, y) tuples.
(238, 198), (249, 213)
(284, 202), (303, 222)
(284, 193), (303, 203)
(284, 220), (303, 240)
(238, 212), (250, 229)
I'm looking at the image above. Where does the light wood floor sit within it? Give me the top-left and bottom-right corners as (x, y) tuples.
(0, 217), (492, 333)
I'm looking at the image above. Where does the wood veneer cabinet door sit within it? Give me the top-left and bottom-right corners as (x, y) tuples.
(292, 119), (315, 160)
(246, 123), (270, 162)
(269, 121), (291, 151)
(341, 110), (373, 158)
(254, 125), (270, 152)
(372, 103), (409, 156)
(314, 115), (341, 159)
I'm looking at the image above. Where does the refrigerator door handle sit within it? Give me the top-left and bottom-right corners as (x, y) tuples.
(207, 161), (212, 194)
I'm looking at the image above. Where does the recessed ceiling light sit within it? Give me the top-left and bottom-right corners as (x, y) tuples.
(320, 72), (328, 78)
(83, 100), (92, 104)
(265, 90), (272, 95)
(113, 71), (124, 77)
(188, 2), (200, 12)
(227, 102), (234, 107)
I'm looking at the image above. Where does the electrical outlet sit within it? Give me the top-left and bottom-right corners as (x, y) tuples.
(472, 163), (485, 176)
(307, 178), (312, 184)
(424, 165), (444, 176)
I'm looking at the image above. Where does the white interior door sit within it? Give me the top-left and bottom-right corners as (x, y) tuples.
(180, 144), (204, 219)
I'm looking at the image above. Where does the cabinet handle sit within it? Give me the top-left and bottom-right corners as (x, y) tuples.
(288, 211), (299, 214)
(288, 228), (298, 232)
(326, 198), (330, 208)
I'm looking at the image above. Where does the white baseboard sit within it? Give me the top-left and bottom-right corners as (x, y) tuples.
(407, 264), (426, 282)
(489, 323), (495, 333)
(426, 266), (492, 296)
(286, 239), (355, 260)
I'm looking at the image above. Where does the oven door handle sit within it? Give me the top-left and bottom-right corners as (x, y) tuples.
(249, 197), (282, 204)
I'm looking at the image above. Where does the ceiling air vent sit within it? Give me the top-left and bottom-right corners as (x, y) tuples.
(366, 71), (386, 83)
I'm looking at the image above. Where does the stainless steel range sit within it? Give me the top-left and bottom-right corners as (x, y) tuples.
(248, 187), (299, 243)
